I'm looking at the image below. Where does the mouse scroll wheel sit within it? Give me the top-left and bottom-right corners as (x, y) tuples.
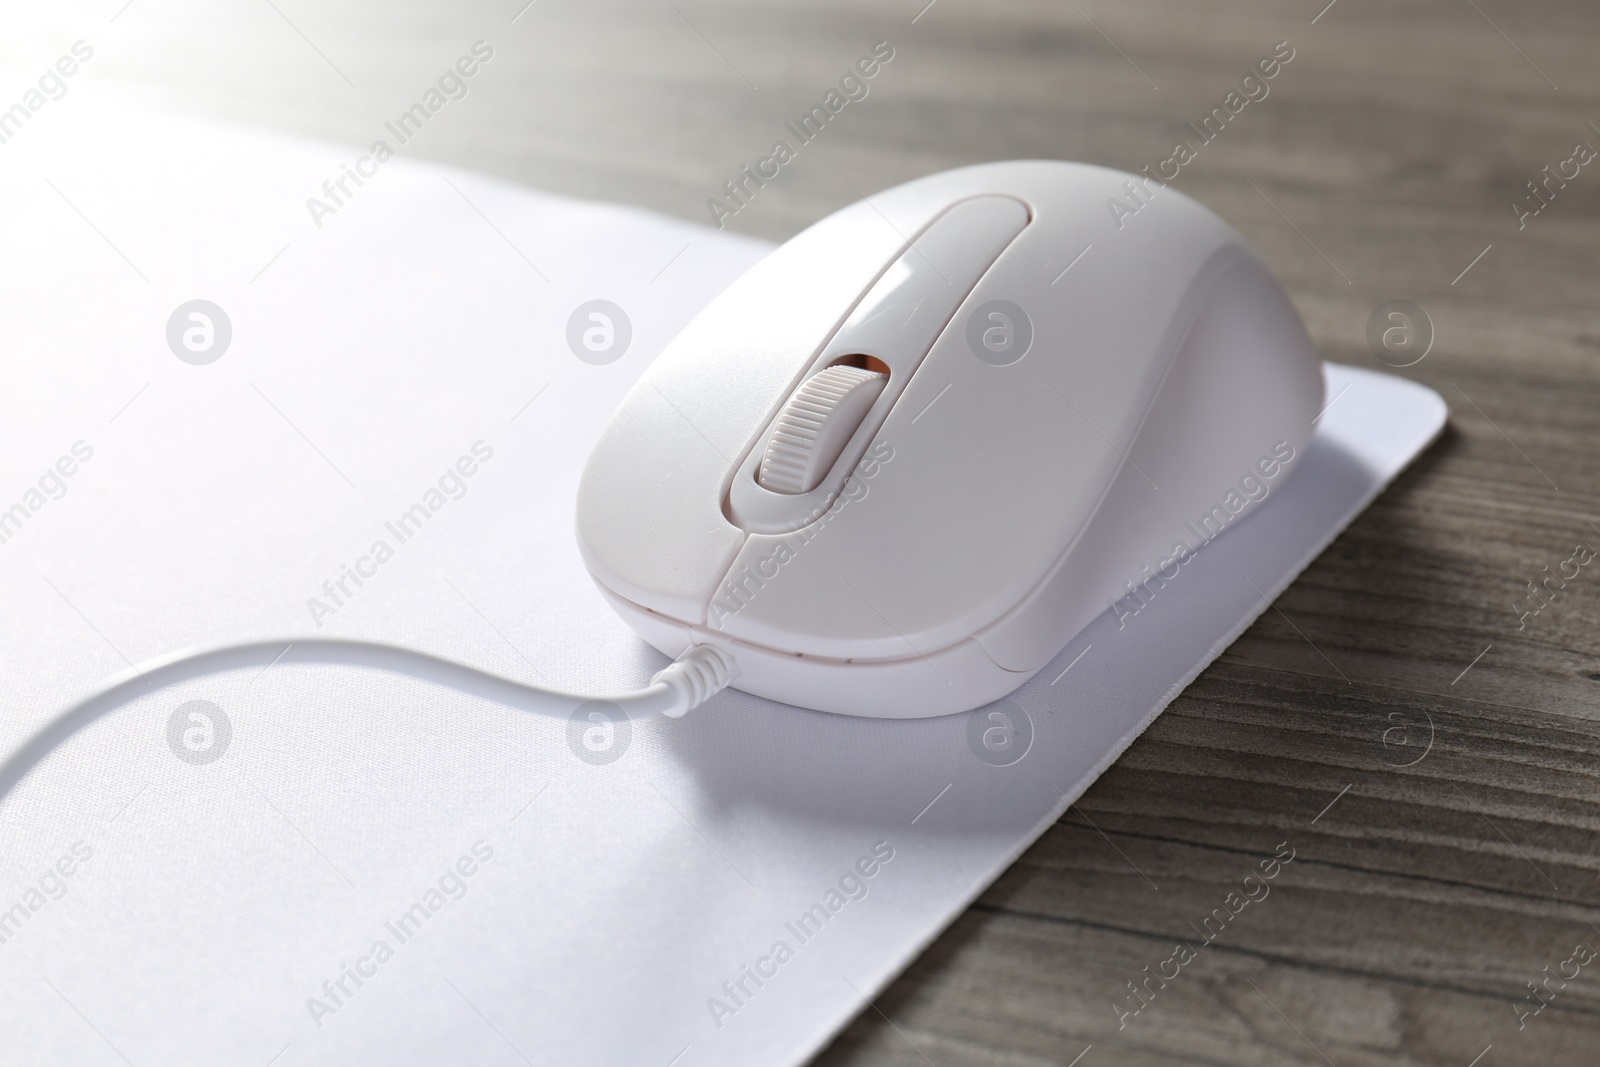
(757, 364), (888, 495)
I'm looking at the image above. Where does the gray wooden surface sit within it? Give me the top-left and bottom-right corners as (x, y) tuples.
(17, 0), (1600, 1062)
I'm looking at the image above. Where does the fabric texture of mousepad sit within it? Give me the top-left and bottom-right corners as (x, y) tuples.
(0, 98), (1445, 1066)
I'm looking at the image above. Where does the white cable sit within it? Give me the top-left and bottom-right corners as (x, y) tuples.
(0, 639), (738, 802)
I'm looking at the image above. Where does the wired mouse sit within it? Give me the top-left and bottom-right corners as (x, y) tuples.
(577, 160), (1324, 718)
(6, 160), (1327, 802)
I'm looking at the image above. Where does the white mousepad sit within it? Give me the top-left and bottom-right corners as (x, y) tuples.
(0, 99), (1444, 1066)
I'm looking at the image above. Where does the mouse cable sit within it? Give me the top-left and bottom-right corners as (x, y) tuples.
(0, 639), (738, 802)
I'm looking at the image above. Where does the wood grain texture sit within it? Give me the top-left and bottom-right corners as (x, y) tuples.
(27, 0), (1599, 1061)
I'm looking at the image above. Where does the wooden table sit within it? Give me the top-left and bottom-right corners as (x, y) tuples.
(41, 0), (1600, 1061)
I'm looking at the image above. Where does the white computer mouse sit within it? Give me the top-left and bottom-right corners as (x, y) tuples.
(576, 160), (1323, 718)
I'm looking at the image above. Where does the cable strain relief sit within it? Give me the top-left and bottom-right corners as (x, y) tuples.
(653, 643), (739, 717)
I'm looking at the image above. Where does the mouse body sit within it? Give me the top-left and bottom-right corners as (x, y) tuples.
(576, 160), (1322, 717)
